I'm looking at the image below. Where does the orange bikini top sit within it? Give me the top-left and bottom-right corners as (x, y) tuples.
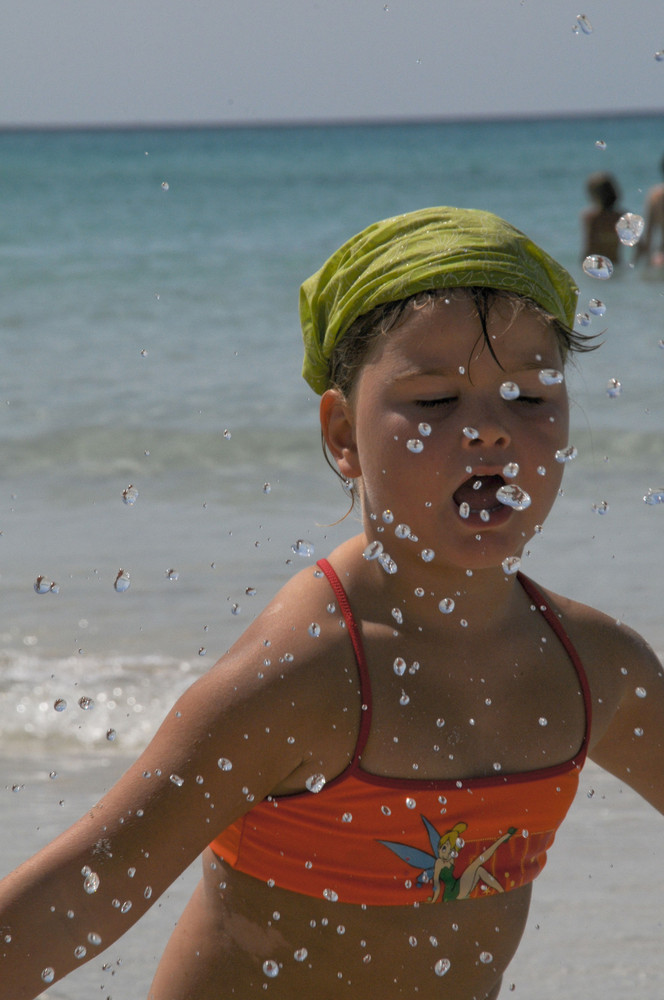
(210, 560), (592, 906)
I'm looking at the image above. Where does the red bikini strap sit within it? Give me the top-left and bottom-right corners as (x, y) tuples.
(316, 559), (373, 762)
(517, 572), (593, 760)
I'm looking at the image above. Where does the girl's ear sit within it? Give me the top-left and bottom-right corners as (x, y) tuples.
(320, 389), (361, 480)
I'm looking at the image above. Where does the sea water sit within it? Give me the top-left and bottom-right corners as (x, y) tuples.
(1, 117), (663, 997)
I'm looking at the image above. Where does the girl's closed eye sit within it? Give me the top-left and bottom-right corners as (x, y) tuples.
(416, 397), (457, 409)
(515, 395), (545, 405)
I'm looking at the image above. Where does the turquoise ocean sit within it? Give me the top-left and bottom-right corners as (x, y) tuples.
(1, 117), (663, 998)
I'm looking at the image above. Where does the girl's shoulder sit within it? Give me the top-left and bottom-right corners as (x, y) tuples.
(528, 580), (662, 742)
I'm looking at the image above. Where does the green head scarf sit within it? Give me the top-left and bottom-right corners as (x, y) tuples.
(300, 206), (578, 394)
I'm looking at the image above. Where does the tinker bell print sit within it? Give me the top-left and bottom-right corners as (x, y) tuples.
(379, 817), (517, 902)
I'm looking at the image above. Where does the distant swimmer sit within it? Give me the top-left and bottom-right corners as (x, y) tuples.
(581, 171), (623, 263)
(636, 154), (664, 268)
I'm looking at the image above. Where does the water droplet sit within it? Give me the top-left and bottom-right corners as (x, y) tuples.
(582, 254), (613, 279)
(391, 607), (403, 624)
(495, 484), (531, 510)
(106, 729), (117, 741)
(644, 487), (664, 505)
(438, 597), (455, 614)
(114, 569), (131, 593)
(336, 924), (346, 935)
(122, 484), (139, 505)
(53, 698), (67, 712)
(656, 50), (664, 61)
(591, 500), (609, 515)
(538, 717), (548, 727)
(616, 212), (644, 246)
(463, 426), (479, 440)
(294, 948), (308, 962)
(169, 774), (184, 787)
(502, 462), (519, 478)
(499, 381), (520, 400)
(161, 181), (170, 190)
(575, 13), (592, 33)
(305, 773), (326, 793)
(418, 422), (432, 436)
(323, 888), (339, 901)
(308, 622), (321, 638)
(555, 445), (578, 463)
(34, 575), (58, 595)
(501, 556), (521, 575)
(400, 689), (410, 706)
(405, 797), (416, 809)
(378, 552), (398, 574)
(363, 540), (384, 560)
(588, 298), (606, 316)
(479, 950), (494, 964)
(342, 812), (353, 823)
(78, 696), (95, 711)
(262, 959), (279, 978)
(120, 900), (132, 914)
(409, 935), (418, 947)
(635, 686), (647, 698)
(577, 311), (591, 327)
(381, 804), (391, 815)
(83, 872), (100, 894)
(538, 369), (564, 386)
(144, 886), (152, 899)
(74, 945), (87, 959)
(595, 139), (607, 150)
(634, 726), (644, 737)
(393, 656), (407, 676)
(87, 932), (102, 946)
(407, 438), (424, 453)
(217, 757), (233, 771)
(420, 548), (435, 562)
(41, 968), (55, 984)
(434, 958), (451, 977)
(606, 378), (622, 398)
(395, 523), (411, 539)
(291, 539), (314, 558)
(458, 501), (470, 519)
(382, 509), (394, 523)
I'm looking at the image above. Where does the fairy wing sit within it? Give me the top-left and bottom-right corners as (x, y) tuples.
(420, 813), (443, 856)
(377, 838), (436, 876)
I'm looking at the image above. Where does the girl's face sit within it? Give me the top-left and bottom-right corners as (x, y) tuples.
(332, 293), (570, 575)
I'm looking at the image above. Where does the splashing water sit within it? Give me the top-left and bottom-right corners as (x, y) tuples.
(582, 255), (613, 279)
(643, 487), (664, 505)
(615, 213), (644, 246)
(262, 960), (279, 978)
(555, 445), (578, 463)
(363, 540), (384, 560)
(122, 484), (138, 505)
(538, 369), (564, 386)
(495, 484), (531, 510)
(499, 381), (519, 400)
(291, 539), (314, 558)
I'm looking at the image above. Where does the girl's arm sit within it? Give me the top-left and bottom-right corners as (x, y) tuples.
(588, 624), (664, 814)
(0, 569), (357, 999)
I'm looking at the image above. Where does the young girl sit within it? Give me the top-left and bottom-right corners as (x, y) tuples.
(1, 206), (663, 1000)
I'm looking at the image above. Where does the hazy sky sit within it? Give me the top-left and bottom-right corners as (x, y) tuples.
(3, 0), (663, 127)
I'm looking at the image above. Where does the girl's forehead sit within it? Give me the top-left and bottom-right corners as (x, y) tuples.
(380, 296), (563, 371)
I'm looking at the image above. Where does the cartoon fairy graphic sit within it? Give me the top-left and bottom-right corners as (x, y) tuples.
(379, 817), (517, 902)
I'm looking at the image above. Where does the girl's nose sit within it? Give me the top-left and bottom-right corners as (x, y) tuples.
(461, 410), (511, 449)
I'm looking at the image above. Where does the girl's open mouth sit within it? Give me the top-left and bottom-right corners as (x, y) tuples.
(452, 475), (509, 523)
